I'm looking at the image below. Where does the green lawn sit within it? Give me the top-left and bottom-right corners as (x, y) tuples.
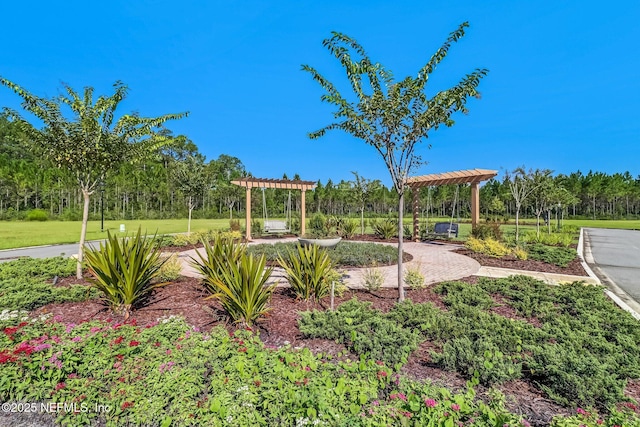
(0, 219), (231, 250)
(1, 217), (640, 250)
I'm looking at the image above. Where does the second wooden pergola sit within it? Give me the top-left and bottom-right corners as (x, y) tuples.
(231, 177), (317, 241)
(405, 168), (497, 241)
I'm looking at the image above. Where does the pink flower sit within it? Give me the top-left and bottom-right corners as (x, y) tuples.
(55, 382), (65, 390)
(90, 327), (101, 333)
(451, 403), (460, 411)
(71, 336), (82, 342)
(372, 400), (380, 406)
(65, 324), (76, 333)
(390, 393), (407, 401)
(576, 408), (588, 416)
(129, 340), (140, 347)
(34, 343), (52, 352)
(424, 398), (437, 408)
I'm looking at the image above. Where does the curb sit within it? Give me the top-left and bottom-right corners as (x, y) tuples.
(579, 227), (640, 321)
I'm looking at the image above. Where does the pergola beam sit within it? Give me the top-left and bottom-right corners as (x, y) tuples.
(231, 177), (317, 241)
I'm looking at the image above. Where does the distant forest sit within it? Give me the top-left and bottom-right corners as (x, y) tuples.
(1, 113), (639, 222)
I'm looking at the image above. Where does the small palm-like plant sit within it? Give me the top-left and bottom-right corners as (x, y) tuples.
(84, 228), (166, 320)
(278, 244), (334, 302)
(190, 235), (245, 295)
(209, 253), (276, 327)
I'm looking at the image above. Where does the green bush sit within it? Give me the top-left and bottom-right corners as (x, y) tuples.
(208, 253), (276, 327)
(361, 266), (385, 291)
(527, 243), (576, 267)
(0, 257), (98, 311)
(371, 218), (397, 239)
(84, 228), (166, 320)
(471, 222), (503, 240)
(25, 208), (48, 221)
(404, 266), (425, 289)
(278, 244), (334, 302)
(299, 299), (420, 366)
(157, 254), (182, 281)
(190, 235), (245, 296)
(336, 217), (357, 239)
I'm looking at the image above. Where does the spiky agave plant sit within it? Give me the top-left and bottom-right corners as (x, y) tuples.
(278, 244), (334, 302)
(84, 227), (166, 320)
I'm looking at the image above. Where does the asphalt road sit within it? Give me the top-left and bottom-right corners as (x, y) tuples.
(0, 241), (101, 263)
(583, 227), (640, 313)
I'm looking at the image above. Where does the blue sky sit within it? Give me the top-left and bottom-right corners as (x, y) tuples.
(1, 1), (639, 187)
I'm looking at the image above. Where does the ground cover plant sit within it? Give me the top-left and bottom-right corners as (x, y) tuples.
(1, 256), (639, 426)
(300, 276), (640, 410)
(0, 257), (98, 312)
(0, 316), (530, 426)
(247, 241), (401, 267)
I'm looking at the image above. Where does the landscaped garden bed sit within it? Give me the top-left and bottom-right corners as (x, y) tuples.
(2, 237), (640, 426)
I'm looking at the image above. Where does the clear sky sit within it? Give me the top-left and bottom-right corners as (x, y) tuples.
(1, 1), (639, 187)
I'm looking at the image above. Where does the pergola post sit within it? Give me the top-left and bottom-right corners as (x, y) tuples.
(301, 190), (306, 237)
(471, 182), (480, 230)
(412, 188), (419, 241)
(245, 186), (252, 241)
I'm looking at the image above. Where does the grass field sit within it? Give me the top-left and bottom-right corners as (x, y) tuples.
(1, 217), (639, 250)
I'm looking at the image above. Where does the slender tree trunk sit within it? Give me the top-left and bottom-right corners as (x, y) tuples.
(77, 188), (91, 279)
(187, 197), (193, 235)
(360, 207), (365, 235)
(515, 204), (521, 243)
(397, 192), (405, 302)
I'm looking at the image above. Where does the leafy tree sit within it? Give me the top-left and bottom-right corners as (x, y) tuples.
(350, 171), (380, 235)
(528, 169), (553, 236)
(303, 23), (487, 300)
(505, 167), (538, 243)
(1, 78), (187, 277)
(174, 154), (208, 234)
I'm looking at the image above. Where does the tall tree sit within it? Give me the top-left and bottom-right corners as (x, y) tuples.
(303, 23), (487, 300)
(1, 78), (187, 277)
(505, 167), (538, 243)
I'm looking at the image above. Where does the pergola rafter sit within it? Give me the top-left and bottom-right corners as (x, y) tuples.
(231, 177), (317, 240)
(405, 168), (497, 240)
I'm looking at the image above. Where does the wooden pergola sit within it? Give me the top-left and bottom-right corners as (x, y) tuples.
(405, 168), (497, 240)
(230, 177), (317, 241)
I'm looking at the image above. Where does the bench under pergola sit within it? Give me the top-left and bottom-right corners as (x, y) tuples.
(405, 168), (497, 241)
(231, 177), (317, 241)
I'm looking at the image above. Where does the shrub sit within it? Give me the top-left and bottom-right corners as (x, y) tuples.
(512, 246), (528, 260)
(326, 268), (348, 297)
(26, 209), (48, 221)
(336, 217), (357, 239)
(403, 223), (412, 238)
(404, 266), (425, 289)
(190, 235), (245, 295)
(229, 219), (241, 232)
(0, 257), (98, 311)
(171, 233), (200, 246)
(361, 265), (385, 292)
(84, 228), (166, 320)
(372, 218), (397, 239)
(465, 237), (510, 257)
(208, 253), (276, 327)
(309, 212), (327, 237)
(157, 254), (182, 281)
(299, 299), (420, 366)
(471, 222), (503, 240)
(527, 243), (576, 267)
(251, 218), (263, 235)
(278, 244), (334, 302)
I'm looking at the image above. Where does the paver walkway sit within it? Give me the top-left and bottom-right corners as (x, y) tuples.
(175, 238), (593, 288)
(178, 238), (480, 287)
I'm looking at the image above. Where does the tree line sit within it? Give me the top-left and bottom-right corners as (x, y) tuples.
(1, 112), (638, 223)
